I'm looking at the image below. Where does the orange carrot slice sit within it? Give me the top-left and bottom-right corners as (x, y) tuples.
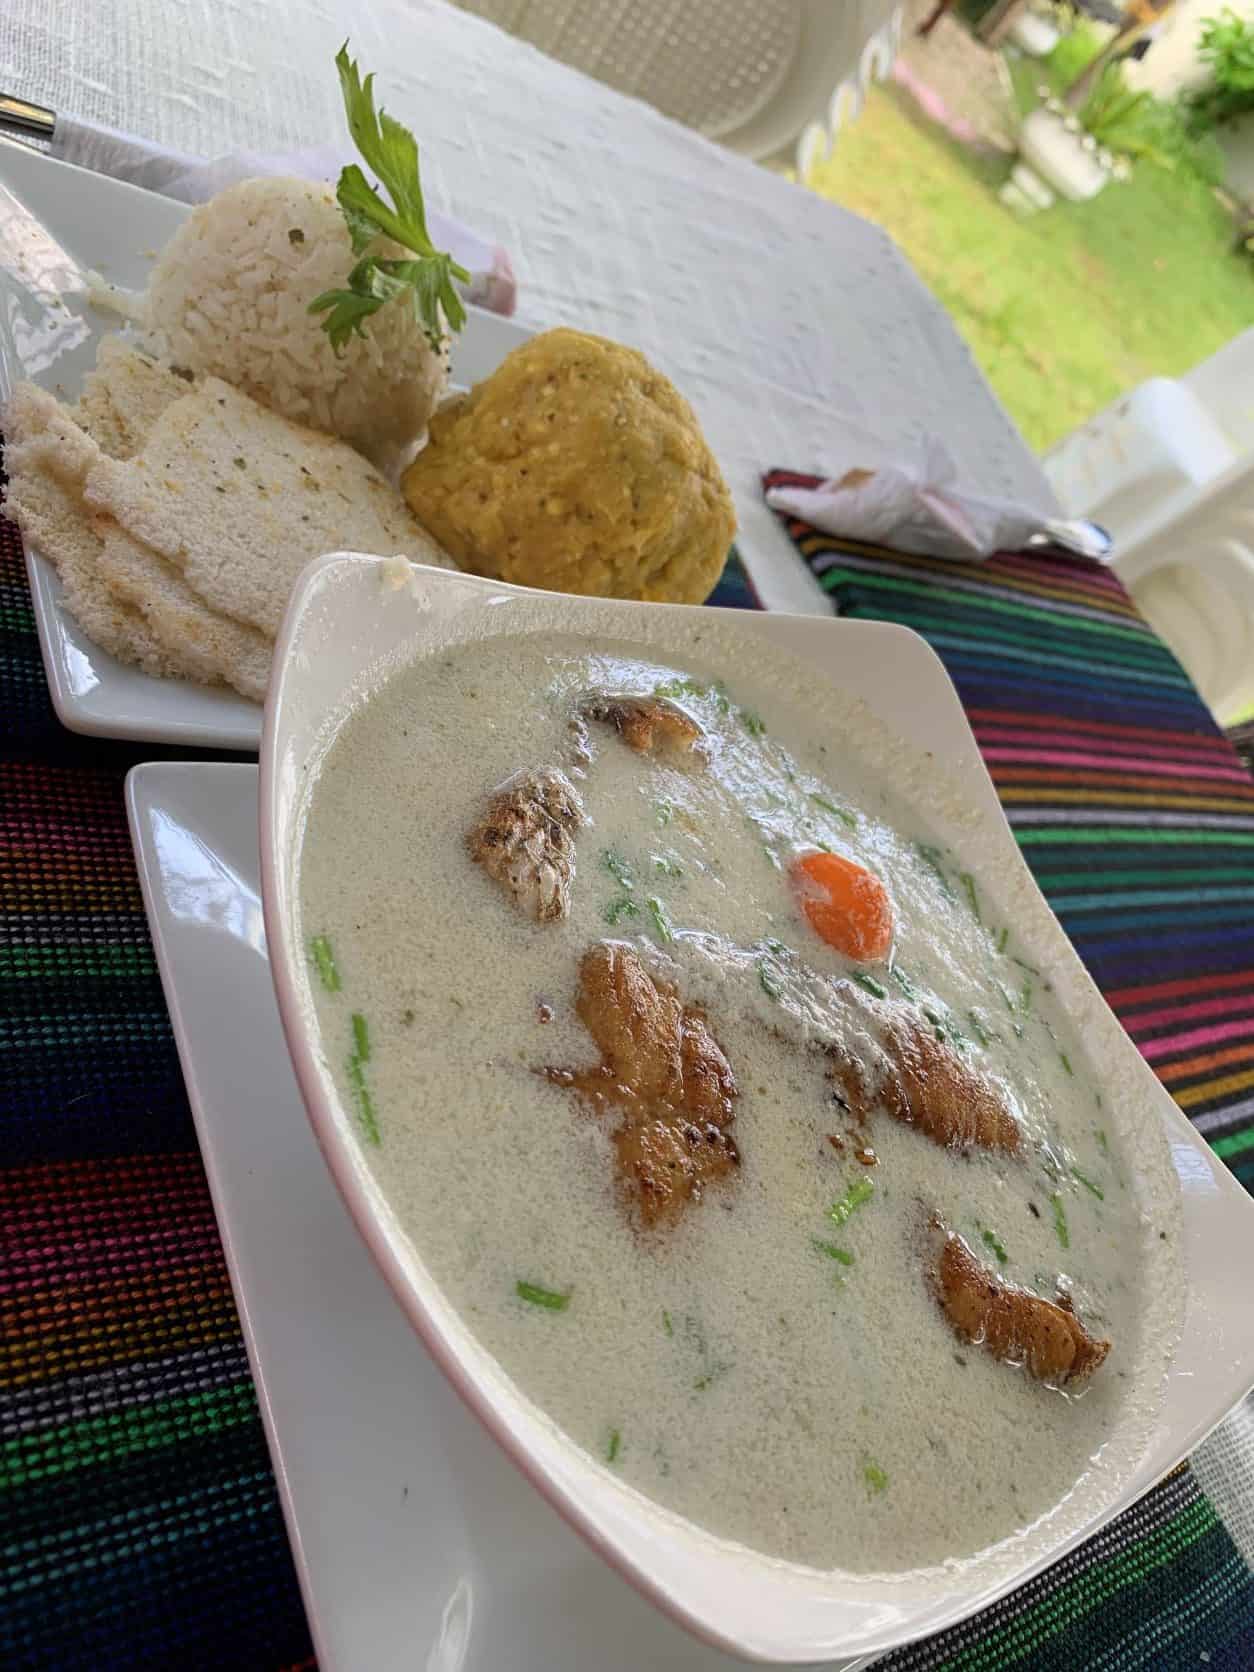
(791, 851), (894, 962)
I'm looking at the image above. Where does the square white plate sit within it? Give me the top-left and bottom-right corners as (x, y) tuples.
(0, 136), (533, 750)
(126, 759), (870, 1672)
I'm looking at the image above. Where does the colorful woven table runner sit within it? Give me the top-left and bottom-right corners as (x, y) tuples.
(3, 461), (1254, 1667)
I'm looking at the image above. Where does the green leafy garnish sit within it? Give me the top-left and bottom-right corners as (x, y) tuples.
(812, 1238), (855, 1266)
(662, 1309), (673, 1337)
(516, 1280), (571, 1311)
(1050, 1193), (1070, 1250)
(346, 1050), (380, 1146)
(1059, 1049), (1074, 1076)
(1018, 978), (1034, 1016)
(757, 960), (781, 1000)
(652, 853), (684, 879)
(655, 799), (674, 827)
(310, 44), (469, 351)
(863, 1459), (889, 1493)
(967, 1008), (992, 1047)
(654, 676), (707, 700)
(606, 1428), (622, 1463)
(1072, 1168), (1105, 1201)
(891, 966), (917, 1000)
(852, 971), (888, 999)
(981, 1227), (1009, 1265)
(646, 896), (675, 943)
(1095, 1128), (1110, 1155)
(810, 793), (857, 829)
(351, 1011), (370, 1062)
(996, 926), (1009, 954)
(604, 897), (640, 925)
(603, 848), (635, 890)
(740, 708), (766, 738)
(960, 872), (981, 921)
(829, 1176), (875, 1226)
(311, 934), (340, 992)
(914, 842), (954, 899)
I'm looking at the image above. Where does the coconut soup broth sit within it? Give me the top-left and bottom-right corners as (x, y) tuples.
(297, 630), (1157, 1574)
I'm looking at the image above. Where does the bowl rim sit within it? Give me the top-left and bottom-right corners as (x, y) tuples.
(259, 552), (1254, 1665)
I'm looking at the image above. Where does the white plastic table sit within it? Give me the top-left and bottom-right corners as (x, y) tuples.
(1, 0), (1054, 611)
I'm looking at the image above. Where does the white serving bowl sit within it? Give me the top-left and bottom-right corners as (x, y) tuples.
(260, 554), (1254, 1666)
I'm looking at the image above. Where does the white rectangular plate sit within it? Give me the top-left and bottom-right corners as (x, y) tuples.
(126, 760), (869, 1672)
(0, 137), (533, 750)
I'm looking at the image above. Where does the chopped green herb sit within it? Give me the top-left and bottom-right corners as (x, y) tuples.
(829, 1176), (875, 1226)
(996, 926), (1009, 954)
(662, 1309), (673, 1337)
(655, 800), (674, 827)
(516, 1280), (571, 1311)
(346, 1052), (380, 1145)
(740, 708), (766, 737)
(351, 1011), (370, 1062)
(606, 1428), (622, 1464)
(602, 848), (634, 890)
(967, 1008), (992, 1047)
(1059, 1049), (1074, 1076)
(891, 966), (917, 999)
(763, 845), (782, 870)
(924, 1004), (967, 1049)
(652, 854), (684, 878)
(758, 960), (781, 1000)
(959, 872), (981, 921)
(1095, 1128), (1110, 1155)
(812, 1238), (855, 1266)
(1072, 1168), (1105, 1201)
(810, 793), (857, 829)
(654, 676), (706, 700)
(1010, 955), (1041, 976)
(1018, 978), (1033, 1016)
(914, 842), (955, 899)
(311, 934), (340, 992)
(765, 938), (786, 954)
(604, 896), (640, 925)
(981, 1227), (1009, 1264)
(1050, 1193), (1070, 1250)
(646, 896), (675, 943)
(863, 1459), (889, 1493)
(711, 681), (731, 716)
(310, 45), (469, 351)
(852, 971), (888, 999)
(996, 981), (1017, 1014)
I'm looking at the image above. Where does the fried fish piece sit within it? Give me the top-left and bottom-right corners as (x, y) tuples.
(581, 693), (708, 766)
(547, 941), (739, 1226)
(827, 988), (1023, 1157)
(467, 766), (584, 923)
(929, 1222), (1110, 1387)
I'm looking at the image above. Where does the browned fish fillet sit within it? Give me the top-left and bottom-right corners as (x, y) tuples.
(546, 941), (739, 1226)
(581, 693), (708, 766)
(827, 991), (1023, 1157)
(929, 1222), (1110, 1387)
(466, 766), (584, 923)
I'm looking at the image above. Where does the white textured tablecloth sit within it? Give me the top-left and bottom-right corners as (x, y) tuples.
(0, 0), (1055, 611)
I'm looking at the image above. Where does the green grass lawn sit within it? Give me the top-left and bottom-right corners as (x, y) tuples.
(806, 84), (1254, 454)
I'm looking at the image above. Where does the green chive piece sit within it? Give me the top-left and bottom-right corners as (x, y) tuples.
(852, 971), (888, 999)
(654, 676), (706, 700)
(1011, 955), (1041, 976)
(1072, 1168), (1105, 1201)
(1018, 978), (1033, 1016)
(646, 896), (675, 943)
(607, 1428), (622, 1464)
(891, 966), (917, 999)
(1059, 1049), (1074, 1075)
(863, 1459), (889, 1493)
(915, 842), (954, 899)
(516, 1280), (571, 1311)
(1095, 1128), (1110, 1155)
(655, 800), (674, 827)
(812, 1238), (855, 1266)
(981, 1227), (1009, 1265)
(996, 926), (1009, 954)
(604, 896), (640, 925)
(346, 1052), (380, 1146)
(652, 854), (684, 878)
(741, 708), (766, 737)
(829, 1176), (875, 1226)
(810, 793), (857, 829)
(311, 934), (340, 992)
(758, 960), (781, 1000)
(960, 872), (981, 921)
(1050, 1193), (1070, 1250)
(602, 848), (634, 890)
(351, 1011), (370, 1062)
(967, 1008), (992, 1047)
(662, 1309), (673, 1337)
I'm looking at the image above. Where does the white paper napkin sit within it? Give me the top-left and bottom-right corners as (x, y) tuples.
(49, 114), (517, 316)
(765, 433), (1044, 560)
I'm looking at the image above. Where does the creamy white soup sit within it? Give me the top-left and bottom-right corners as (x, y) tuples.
(296, 628), (1175, 1574)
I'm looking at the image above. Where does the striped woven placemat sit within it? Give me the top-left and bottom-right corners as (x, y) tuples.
(2, 474), (1254, 1668)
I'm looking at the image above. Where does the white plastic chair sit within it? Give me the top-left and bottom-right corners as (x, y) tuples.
(452, 0), (903, 164)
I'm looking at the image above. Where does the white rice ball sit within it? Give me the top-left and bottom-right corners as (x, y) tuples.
(144, 177), (449, 474)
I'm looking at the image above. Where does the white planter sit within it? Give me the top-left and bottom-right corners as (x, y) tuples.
(1019, 108), (1109, 202)
(1008, 11), (1062, 56)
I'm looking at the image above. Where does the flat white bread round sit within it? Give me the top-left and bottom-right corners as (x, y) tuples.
(96, 521), (271, 702)
(3, 409), (190, 681)
(69, 338), (191, 461)
(83, 377), (452, 636)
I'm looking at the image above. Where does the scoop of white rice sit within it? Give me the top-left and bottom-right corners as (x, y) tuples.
(144, 177), (448, 474)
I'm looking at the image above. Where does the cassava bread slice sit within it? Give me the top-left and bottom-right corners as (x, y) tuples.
(84, 377), (451, 635)
(70, 338), (191, 460)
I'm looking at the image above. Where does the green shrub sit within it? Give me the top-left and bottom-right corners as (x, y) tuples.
(1186, 10), (1254, 133)
(1079, 63), (1226, 184)
(1044, 21), (1108, 89)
